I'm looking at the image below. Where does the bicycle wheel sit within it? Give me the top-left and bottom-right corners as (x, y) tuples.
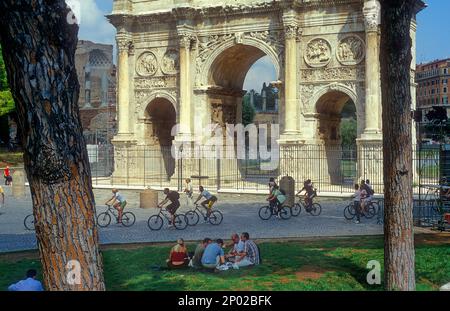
(96, 212), (111, 228)
(174, 214), (188, 230)
(364, 204), (377, 219)
(121, 212), (136, 227)
(258, 206), (272, 220)
(279, 207), (291, 220)
(209, 210), (223, 225)
(290, 203), (302, 217)
(147, 215), (164, 230)
(185, 210), (200, 226)
(24, 214), (35, 231)
(309, 203), (322, 216)
(344, 205), (355, 220)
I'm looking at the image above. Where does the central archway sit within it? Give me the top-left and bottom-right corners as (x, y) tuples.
(314, 87), (361, 187)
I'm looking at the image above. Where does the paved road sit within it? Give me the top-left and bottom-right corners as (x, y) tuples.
(0, 187), (382, 252)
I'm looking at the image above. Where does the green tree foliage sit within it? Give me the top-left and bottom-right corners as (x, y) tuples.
(242, 94), (255, 126)
(0, 45), (15, 116)
(341, 119), (357, 148)
(424, 106), (450, 142)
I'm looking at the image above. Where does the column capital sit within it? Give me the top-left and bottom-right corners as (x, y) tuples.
(282, 18), (301, 41)
(363, 0), (381, 32)
(116, 33), (133, 54)
(177, 25), (196, 49)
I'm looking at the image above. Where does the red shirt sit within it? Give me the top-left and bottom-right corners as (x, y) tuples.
(4, 168), (10, 177)
(169, 245), (187, 265)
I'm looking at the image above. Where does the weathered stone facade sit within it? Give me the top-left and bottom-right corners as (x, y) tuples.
(75, 40), (117, 143)
(107, 0), (424, 189)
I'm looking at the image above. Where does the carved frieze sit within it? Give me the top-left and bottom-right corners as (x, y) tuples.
(136, 51), (158, 77)
(301, 66), (365, 82)
(161, 49), (179, 75)
(337, 36), (365, 66)
(304, 38), (332, 68)
(134, 76), (177, 89)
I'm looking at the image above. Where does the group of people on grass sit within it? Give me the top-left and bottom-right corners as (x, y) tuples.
(166, 232), (260, 271)
(105, 179), (218, 226)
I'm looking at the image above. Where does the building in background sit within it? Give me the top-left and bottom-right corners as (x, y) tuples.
(416, 59), (450, 120)
(75, 40), (117, 144)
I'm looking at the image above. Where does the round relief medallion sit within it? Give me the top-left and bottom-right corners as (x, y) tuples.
(336, 35), (365, 66)
(304, 38), (332, 68)
(161, 50), (179, 75)
(136, 51), (158, 76)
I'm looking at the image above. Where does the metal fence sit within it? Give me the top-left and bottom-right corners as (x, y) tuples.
(88, 143), (443, 195)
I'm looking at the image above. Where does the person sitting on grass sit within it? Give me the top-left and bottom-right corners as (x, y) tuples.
(158, 188), (181, 228)
(235, 232), (260, 268)
(194, 186), (218, 221)
(167, 238), (190, 269)
(201, 238), (225, 269)
(8, 269), (44, 291)
(225, 233), (245, 263)
(189, 237), (212, 269)
(105, 188), (127, 224)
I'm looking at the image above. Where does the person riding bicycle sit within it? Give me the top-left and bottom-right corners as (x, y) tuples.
(268, 177), (277, 195)
(158, 188), (181, 228)
(105, 188), (127, 224)
(184, 178), (194, 204)
(267, 185), (286, 218)
(296, 179), (317, 211)
(194, 186), (217, 220)
(360, 180), (373, 213)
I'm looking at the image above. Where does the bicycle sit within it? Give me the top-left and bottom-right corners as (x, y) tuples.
(290, 196), (322, 217)
(343, 201), (377, 221)
(258, 203), (291, 220)
(185, 203), (223, 226)
(147, 207), (188, 230)
(24, 214), (35, 231)
(97, 204), (136, 228)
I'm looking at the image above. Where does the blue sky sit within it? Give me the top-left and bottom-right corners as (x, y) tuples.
(76, 0), (449, 90)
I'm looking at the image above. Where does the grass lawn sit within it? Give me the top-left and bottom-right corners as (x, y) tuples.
(0, 234), (449, 291)
(0, 150), (23, 167)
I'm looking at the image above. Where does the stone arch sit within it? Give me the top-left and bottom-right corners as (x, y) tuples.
(312, 83), (359, 114)
(137, 90), (177, 120)
(199, 36), (282, 88)
(143, 97), (177, 147)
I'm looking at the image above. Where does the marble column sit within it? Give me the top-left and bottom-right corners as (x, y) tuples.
(362, 0), (382, 139)
(116, 33), (133, 138)
(176, 29), (195, 142)
(280, 15), (301, 143)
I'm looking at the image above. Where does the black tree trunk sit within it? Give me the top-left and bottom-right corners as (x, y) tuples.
(0, 0), (105, 290)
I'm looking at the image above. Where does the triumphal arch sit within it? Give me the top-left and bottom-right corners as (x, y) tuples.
(107, 0), (424, 192)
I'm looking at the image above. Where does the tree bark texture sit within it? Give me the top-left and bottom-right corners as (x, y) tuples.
(0, 0), (105, 290)
(380, 0), (416, 291)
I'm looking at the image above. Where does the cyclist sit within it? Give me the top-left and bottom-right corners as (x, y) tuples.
(352, 184), (362, 224)
(0, 185), (4, 206)
(194, 186), (217, 221)
(267, 185), (286, 218)
(158, 188), (181, 228)
(105, 188), (127, 224)
(268, 177), (277, 195)
(184, 178), (194, 205)
(296, 179), (317, 211)
(360, 180), (372, 213)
